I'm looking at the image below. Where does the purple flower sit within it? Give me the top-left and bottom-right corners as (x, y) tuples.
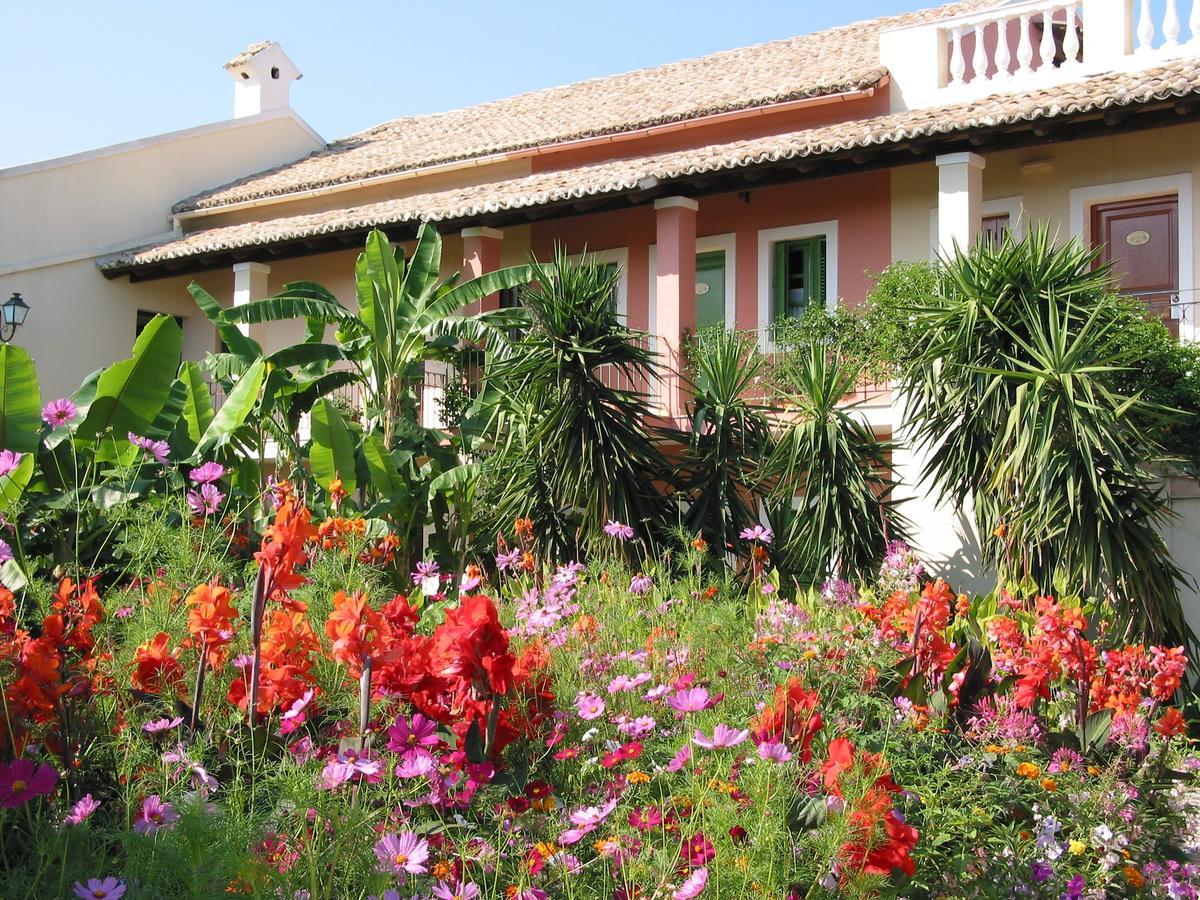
(757, 741), (793, 763)
(63, 794), (100, 827)
(129, 433), (169, 465)
(42, 398), (78, 429)
(1063, 874), (1086, 899)
(133, 795), (178, 834)
(693, 724), (750, 749)
(0, 540), (12, 565)
(666, 687), (711, 714)
(186, 483), (225, 517)
(604, 520), (635, 540)
(412, 560), (440, 594)
(386, 713), (440, 756)
(317, 748), (381, 790)
(629, 573), (653, 596)
(0, 450), (23, 478)
(1032, 861), (1052, 883)
(739, 525), (772, 544)
(73, 878), (126, 900)
(373, 830), (430, 875)
(0, 758), (58, 807)
(495, 548), (522, 572)
(188, 461), (225, 484)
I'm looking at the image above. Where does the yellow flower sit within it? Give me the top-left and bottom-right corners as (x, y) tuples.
(986, 744), (1009, 754)
(1069, 840), (1086, 856)
(802, 649), (818, 660)
(626, 771), (650, 785)
(734, 855), (749, 871)
(1016, 762), (1041, 779)
(534, 842), (558, 859)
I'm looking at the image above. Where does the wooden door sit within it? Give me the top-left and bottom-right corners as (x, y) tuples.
(1091, 194), (1178, 336)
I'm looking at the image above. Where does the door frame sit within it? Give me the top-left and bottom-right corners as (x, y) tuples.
(648, 232), (737, 334)
(1069, 174), (1193, 340)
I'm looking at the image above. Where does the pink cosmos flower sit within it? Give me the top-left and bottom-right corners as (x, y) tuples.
(129, 433), (169, 465)
(394, 753), (437, 779)
(0, 758), (58, 807)
(188, 461), (225, 484)
(574, 691), (605, 721)
(560, 798), (618, 845)
(0, 540), (12, 565)
(63, 793), (101, 827)
(42, 398), (78, 428)
(432, 881), (480, 900)
(604, 520), (635, 540)
(756, 741), (793, 763)
(0, 449), (23, 478)
(666, 743), (693, 772)
(114, 606), (133, 618)
(318, 748), (381, 790)
(739, 525), (773, 544)
(674, 867), (709, 899)
(495, 548), (522, 572)
(186, 483), (225, 517)
(693, 724), (750, 749)
(681, 832), (715, 866)
(133, 795), (178, 834)
(142, 716), (183, 734)
(629, 574), (653, 596)
(73, 878), (126, 900)
(514, 890), (549, 900)
(279, 688), (315, 736)
(666, 687), (710, 714)
(373, 830), (430, 876)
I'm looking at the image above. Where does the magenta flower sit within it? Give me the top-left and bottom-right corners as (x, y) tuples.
(739, 525), (772, 544)
(188, 461), (225, 484)
(432, 883), (481, 900)
(133, 795), (178, 834)
(73, 878), (126, 900)
(495, 548), (522, 572)
(374, 830), (430, 875)
(629, 573), (653, 596)
(693, 724), (750, 749)
(574, 691), (605, 721)
(318, 748), (381, 790)
(560, 798), (618, 844)
(387, 712), (439, 756)
(0, 540), (12, 565)
(604, 520), (635, 540)
(42, 398), (78, 428)
(186, 483), (225, 517)
(0, 450), (23, 478)
(666, 687), (711, 714)
(674, 867), (709, 899)
(666, 743), (692, 772)
(129, 433), (169, 465)
(279, 688), (315, 736)
(0, 758), (58, 807)
(63, 793), (100, 826)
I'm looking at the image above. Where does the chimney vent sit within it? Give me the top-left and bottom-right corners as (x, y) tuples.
(224, 42), (301, 118)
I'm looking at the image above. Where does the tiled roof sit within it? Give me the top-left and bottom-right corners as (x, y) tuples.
(174, 1), (996, 214)
(224, 41), (275, 71)
(100, 57), (1200, 276)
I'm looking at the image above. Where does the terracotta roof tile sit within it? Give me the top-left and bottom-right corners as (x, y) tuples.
(100, 57), (1200, 275)
(175, 1), (996, 214)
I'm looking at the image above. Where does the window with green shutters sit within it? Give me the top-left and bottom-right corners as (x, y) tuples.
(772, 236), (827, 321)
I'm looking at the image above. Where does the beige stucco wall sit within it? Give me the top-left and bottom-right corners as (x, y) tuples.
(0, 110), (323, 399)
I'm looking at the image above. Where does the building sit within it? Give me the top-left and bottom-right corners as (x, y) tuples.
(3, 1), (1199, 618)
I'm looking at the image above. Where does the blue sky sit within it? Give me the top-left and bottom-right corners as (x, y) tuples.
(1, 1), (927, 169)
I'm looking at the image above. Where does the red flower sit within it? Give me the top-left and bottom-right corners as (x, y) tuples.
(325, 591), (390, 675)
(184, 581), (238, 669)
(1154, 707), (1187, 738)
(752, 678), (823, 761)
(132, 633), (185, 697)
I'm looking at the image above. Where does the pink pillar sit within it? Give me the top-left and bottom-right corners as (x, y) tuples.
(654, 197), (698, 419)
(461, 227), (504, 313)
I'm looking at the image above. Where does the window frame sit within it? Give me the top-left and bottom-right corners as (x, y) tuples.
(647, 232), (738, 333)
(756, 220), (839, 349)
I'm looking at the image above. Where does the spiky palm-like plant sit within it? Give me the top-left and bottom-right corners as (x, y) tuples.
(483, 249), (674, 561)
(902, 224), (1190, 646)
(678, 328), (772, 554)
(758, 343), (906, 584)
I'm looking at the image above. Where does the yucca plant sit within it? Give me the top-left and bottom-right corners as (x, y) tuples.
(678, 327), (772, 554)
(902, 223), (1191, 646)
(758, 343), (906, 584)
(482, 249), (674, 561)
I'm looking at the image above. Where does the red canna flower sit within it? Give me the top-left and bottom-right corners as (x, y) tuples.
(184, 581), (238, 670)
(325, 591), (390, 676)
(1154, 706), (1187, 738)
(131, 633), (185, 697)
(752, 678), (824, 761)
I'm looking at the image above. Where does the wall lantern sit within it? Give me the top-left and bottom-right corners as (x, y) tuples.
(1, 293), (30, 344)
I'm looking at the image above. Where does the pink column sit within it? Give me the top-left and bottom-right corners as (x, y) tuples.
(461, 227), (504, 313)
(654, 197), (698, 419)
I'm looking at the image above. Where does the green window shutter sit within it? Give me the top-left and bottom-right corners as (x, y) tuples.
(812, 237), (827, 308)
(772, 242), (789, 322)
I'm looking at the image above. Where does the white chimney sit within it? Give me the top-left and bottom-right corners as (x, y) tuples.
(224, 41), (302, 119)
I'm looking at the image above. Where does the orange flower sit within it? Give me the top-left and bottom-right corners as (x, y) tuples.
(325, 591), (389, 674)
(132, 632), (185, 697)
(327, 478), (347, 508)
(255, 498), (317, 600)
(185, 581), (238, 669)
(513, 517), (533, 540)
(1154, 706), (1187, 738)
(1015, 762), (1041, 779)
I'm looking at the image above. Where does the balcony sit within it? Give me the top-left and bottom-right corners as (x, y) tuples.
(881, 0), (1200, 110)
